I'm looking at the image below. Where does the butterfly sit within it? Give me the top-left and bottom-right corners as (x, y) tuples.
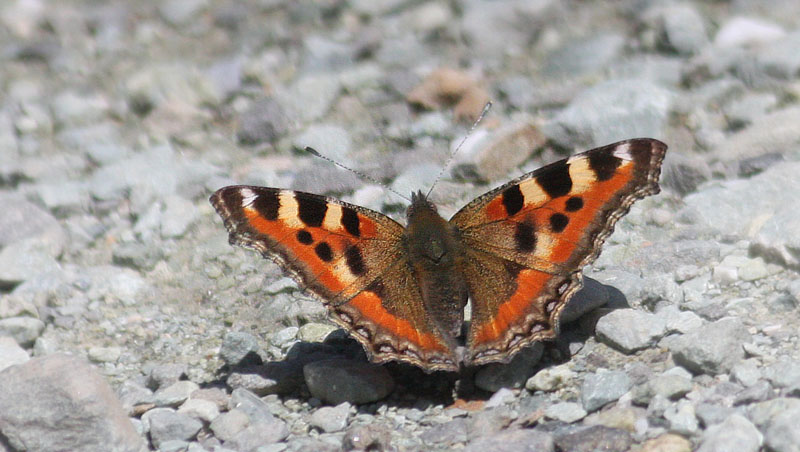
(210, 138), (667, 372)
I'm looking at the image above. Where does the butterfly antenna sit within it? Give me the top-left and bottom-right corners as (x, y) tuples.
(303, 146), (411, 202)
(425, 101), (492, 198)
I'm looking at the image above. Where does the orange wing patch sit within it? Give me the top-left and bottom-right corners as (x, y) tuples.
(452, 138), (667, 365)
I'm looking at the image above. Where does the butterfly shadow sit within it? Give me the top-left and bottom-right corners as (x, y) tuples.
(218, 277), (630, 407)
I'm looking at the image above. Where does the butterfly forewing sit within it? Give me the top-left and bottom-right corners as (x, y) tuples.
(450, 139), (667, 365)
(210, 186), (459, 371)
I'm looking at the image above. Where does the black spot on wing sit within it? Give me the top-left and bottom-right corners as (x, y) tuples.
(340, 207), (361, 237)
(502, 185), (524, 216)
(549, 213), (569, 233)
(514, 221), (536, 252)
(252, 190), (280, 221)
(536, 160), (572, 198)
(588, 148), (623, 181)
(297, 230), (313, 244)
(314, 242), (333, 262)
(565, 196), (583, 212)
(345, 245), (366, 276)
(297, 195), (327, 227)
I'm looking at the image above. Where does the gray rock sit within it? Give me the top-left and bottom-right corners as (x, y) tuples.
(160, 195), (198, 239)
(764, 405), (800, 452)
(714, 16), (785, 48)
(296, 322), (337, 343)
(342, 424), (394, 452)
(474, 344), (544, 392)
(153, 380), (200, 408)
(661, 151), (712, 196)
(545, 402), (587, 423)
(143, 408), (203, 449)
(275, 74), (340, 123)
(420, 418), (468, 446)
(309, 402), (350, 433)
(304, 359), (395, 405)
(0, 240), (61, 287)
(526, 364), (575, 392)
(553, 425), (633, 452)
(756, 31), (800, 79)
(224, 419), (290, 451)
(657, 304), (704, 334)
(581, 370), (632, 412)
(734, 380), (772, 405)
(0, 336), (29, 371)
(0, 354), (142, 451)
(543, 34), (625, 77)
(762, 359), (800, 390)
(228, 387), (277, 425)
(559, 277), (610, 324)
(711, 107), (800, 165)
(542, 79), (673, 149)
(293, 124), (352, 164)
(731, 359), (763, 387)
(88, 144), (180, 202)
(147, 363), (188, 390)
(657, 3), (708, 54)
(0, 192), (64, 249)
(596, 309), (667, 354)
(669, 318), (750, 375)
(87, 346), (122, 363)
(158, 0), (207, 26)
(0, 316), (45, 347)
(220, 331), (262, 366)
(723, 92), (778, 128)
(460, 0), (555, 60)
(748, 397), (800, 429)
(485, 388), (516, 408)
(664, 400), (699, 435)
(465, 428), (555, 452)
(177, 398), (220, 423)
(236, 98), (289, 145)
(209, 408), (250, 442)
(117, 380), (155, 414)
(697, 413), (761, 452)
(633, 373), (693, 405)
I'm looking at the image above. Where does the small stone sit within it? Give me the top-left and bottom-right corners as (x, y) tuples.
(296, 323), (337, 343)
(715, 17), (785, 48)
(464, 428), (555, 452)
(304, 359), (395, 405)
(581, 370), (632, 412)
(731, 359), (762, 387)
(270, 326), (299, 347)
(153, 380), (201, 407)
(148, 363), (188, 390)
(697, 414), (761, 452)
(485, 388), (516, 408)
(669, 318), (750, 375)
(596, 309), (667, 354)
(641, 433), (692, 452)
(526, 364), (575, 392)
(236, 98), (288, 145)
(143, 408), (203, 449)
(657, 3), (708, 55)
(0, 316), (46, 347)
(117, 380), (155, 413)
(87, 346), (121, 363)
(309, 402), (350, 433)
(553, 425), (633, 452)
(0, 240), (61, 287)
(160, 195), (199, 239)
(209, 408), (249, 442)
(0, 336), (29, 371)
(293, 125), (352, 164)
(664, 401), (698, 435)
(228, 387), (277, 425)
(544, 402), (587, 423)
(224, 419), (290, 450)
(342, 424), (393, 452)
(220, 331), (262, 366)
(474, 344), (544, 392)
(420, 418), (468, 446)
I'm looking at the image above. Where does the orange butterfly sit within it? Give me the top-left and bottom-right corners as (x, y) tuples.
(211, 138), (667, 372)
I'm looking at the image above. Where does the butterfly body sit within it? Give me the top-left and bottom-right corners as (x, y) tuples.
(211, 138), (667, 372)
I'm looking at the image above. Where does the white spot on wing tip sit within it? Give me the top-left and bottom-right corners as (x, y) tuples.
(614, 142), (632, 160)
(240, 188), (258, 207)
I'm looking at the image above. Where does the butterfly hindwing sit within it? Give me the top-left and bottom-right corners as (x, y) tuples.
(210, 186), (459, 371)
(450, 138), (667, 365)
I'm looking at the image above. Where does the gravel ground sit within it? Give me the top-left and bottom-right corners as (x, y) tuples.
(1, 1), (800, 451)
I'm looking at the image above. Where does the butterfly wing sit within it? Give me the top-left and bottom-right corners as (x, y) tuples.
(211, 186), (459, 371)
(450, 139), (667, 365)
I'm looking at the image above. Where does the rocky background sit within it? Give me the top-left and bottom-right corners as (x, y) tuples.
(1, 0), (800, 451)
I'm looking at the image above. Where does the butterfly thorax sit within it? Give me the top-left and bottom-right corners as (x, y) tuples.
(403, 191), (468, 338)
